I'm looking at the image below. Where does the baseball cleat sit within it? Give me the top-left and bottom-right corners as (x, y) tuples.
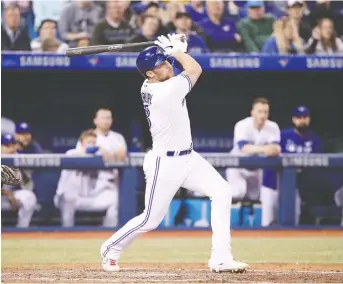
(102, 257), (120, 272)
(208, 259), (249, 273)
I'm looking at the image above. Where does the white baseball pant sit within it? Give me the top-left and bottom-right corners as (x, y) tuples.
(56, 188), (119, 227)
(101, 150), (233, 261)
(1, 189), (37, 227)
(226, 168), (284, 227)
(225, 168), (262, 201)
(261, 186), (302, 226)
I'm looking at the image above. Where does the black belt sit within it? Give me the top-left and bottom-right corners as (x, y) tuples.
(166, 149), (192, 157)
(166, 143), (193, 157)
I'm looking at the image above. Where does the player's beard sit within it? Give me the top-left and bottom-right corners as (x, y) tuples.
(295, 125), (309, 135)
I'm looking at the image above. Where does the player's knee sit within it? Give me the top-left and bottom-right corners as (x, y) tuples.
(211, 182), (232, 202)
(17, 190), (37, 210)
(62, 191), (78, 203)
(230, 185), (246, 200)
(26, 192), (37, 209)
(102, 190), (118, 208)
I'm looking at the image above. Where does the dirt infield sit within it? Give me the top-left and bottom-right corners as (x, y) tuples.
(2, 263), (343, 283)
(2, 230), (343, 283)
(2, 229), (343, 239)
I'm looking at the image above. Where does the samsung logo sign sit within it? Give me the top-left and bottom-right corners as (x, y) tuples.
(209, 57), (260, 69)
(307, 58), (343, 69)
(115, 56), (136, 67)
(13, 157), (61, 167)
(282, 156), (329, 167)
(20, 56), (70, 67)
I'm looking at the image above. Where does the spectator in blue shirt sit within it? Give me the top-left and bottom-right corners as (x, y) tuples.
(262, 17), (305, 54)
(200, 0), (242, 52)
(174, 12), (209, 54)
(184, 0), (207, 23)
(15, 122), (44, 154)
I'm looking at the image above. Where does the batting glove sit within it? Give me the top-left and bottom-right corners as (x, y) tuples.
(154, 35), (173, 56)
(154, 34), (188, 56)
(168, 33), (188, 53)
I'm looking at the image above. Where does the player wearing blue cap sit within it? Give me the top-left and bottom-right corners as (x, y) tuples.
(262, 106), (322, 226)
(282, 106), (321, 149)
(1, 133), (38, 227)
(15, 122), (44, 154)
(1, 133), (17, 154)
(100, 34), (249, 273)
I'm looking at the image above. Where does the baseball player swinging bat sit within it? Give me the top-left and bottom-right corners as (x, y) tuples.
(99, 33), (249, 273)
(65, 41), (155, 57)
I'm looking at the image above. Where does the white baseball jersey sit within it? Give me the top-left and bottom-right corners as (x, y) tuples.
(141, 72), (193, 151)
(1, 116), (16, 135)
(96, 131), (127, 153)
(231, 117), (280, 154)
(76, 130), (127, 180)
(76, 130), (127, 153)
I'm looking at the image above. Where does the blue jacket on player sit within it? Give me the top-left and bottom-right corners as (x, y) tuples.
(263, 128), (322, 190)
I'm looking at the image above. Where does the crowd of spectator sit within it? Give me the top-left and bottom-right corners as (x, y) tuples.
(2, 0), (343, 54)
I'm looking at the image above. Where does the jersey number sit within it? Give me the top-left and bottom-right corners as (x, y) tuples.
(144, 105), (151, 128)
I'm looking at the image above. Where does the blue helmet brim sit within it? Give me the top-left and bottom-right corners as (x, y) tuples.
(136, 46), (169, 77)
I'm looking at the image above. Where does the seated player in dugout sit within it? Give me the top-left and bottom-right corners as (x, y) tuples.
(15, 122), (44, 154)
(1, 134), (38, 228)
(77, 108), (127, 165)
(54, 129), (119, 227)
(225, 98), (281, 227)
(262, 106), (342, 226)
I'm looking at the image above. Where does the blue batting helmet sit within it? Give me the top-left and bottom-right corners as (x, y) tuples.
(136, 46), (168, 77)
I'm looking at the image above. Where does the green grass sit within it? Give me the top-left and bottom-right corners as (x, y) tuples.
(2, 237), (343, 265)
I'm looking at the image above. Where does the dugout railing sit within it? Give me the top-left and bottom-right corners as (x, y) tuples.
(1, 153), (342, 230)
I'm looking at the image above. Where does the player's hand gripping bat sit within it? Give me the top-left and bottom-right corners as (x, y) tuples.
(65, 41), (155, 57)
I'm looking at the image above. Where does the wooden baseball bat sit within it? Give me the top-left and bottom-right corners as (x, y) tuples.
(65, 41), (156, 57)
